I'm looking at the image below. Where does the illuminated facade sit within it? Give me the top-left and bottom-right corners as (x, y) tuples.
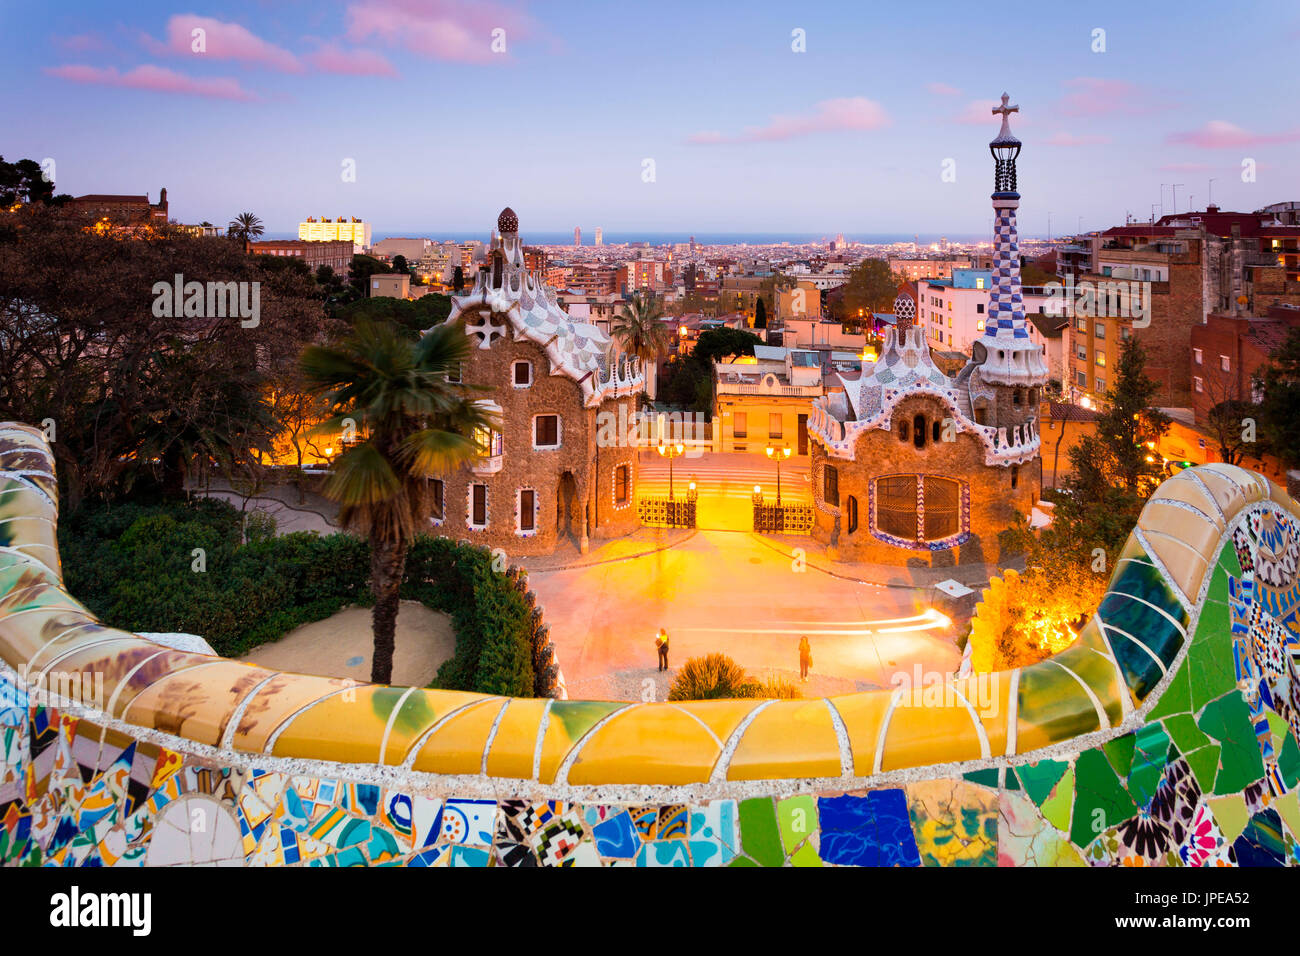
(297, 217), (372, 254)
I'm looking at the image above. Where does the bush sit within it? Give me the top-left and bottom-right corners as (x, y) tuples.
(667, 653), (802, 701)
(59, 500), (541, 694)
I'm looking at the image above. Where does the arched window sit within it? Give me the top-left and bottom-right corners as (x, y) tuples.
(846, 495), (858, 534)
(898, 419), (910, 442)
(913, 414), (926, 449)
(1012, 389), (1022, 406)
(932, 419), (942, 444)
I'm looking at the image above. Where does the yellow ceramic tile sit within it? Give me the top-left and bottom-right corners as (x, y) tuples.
(1194, 465), (1265, 516)
(727, 700), (841, 780)
(1138, 502), (1222, 559)
(0, 605), (101, 670)
(880, 686), (989, 771)
(827, 691), (894, 776)
(566, 704), (721, 785)
(672, 699), (764, 745)
(409, 698), (506, 775)
(0, 511), (59, 571)
(230, 672), (361, 753)
(270, 685), (411, 762)
(26, 619), (122, 674)
(380, 689), (489, 765)
(1140, 529), (1209, 601)
(123, 660), (273, 746)
(536, 700), (626, 784)
(107, 648), (221, 718)
(484, 698), (550, 779)
(1153, 476), (1224, 527)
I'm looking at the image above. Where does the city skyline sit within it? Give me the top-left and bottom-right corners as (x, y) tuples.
(3, 0), (1299, 235)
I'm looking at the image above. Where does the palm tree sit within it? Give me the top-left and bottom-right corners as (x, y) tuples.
(228, 212), (264, 252)
(612, 293), (671, 402)
(300, 319), (493, 683)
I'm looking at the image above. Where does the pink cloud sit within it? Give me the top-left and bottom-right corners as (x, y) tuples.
(1058, 77), (1169, 117)
(45, 64), (258, 101)
(688, 97), (890, 144)
(345, 0), (533, 64)
(57, 33), (105, 52)
(926, 82), (961, 96)
(1166, 120), (1300, 149)
(147, 15), (302, 72)
(1045, 131), (1112, 146)
(307, 43), (397, 76)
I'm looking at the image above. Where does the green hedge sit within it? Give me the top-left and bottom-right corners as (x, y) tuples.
(58, 499), (540, 696)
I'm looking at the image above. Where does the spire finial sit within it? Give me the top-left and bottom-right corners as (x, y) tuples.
(991, 93), (1019, 141)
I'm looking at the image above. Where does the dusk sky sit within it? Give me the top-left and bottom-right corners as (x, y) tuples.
(3, 0), (1299, 238)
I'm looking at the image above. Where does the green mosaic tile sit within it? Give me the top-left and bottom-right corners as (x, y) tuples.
(1147, 659), (1191, 720)
(790, 842), (823, 867)
(1106, 557), (1189, 629)
(1069, 750), (1138, 848)
(1279, 729), (1300, 790)
(727, 856), (758, 867)
(1127, 723), (1171, 807)
(1164, 712), (1212, 754)
(1103, 733), (1136, 778)
(1185, 744), (1222, 793)
(1004, 767), (1020, 791)
(1206, 794), (1248, 842)
(1016, 759), (1068, 807)
(1051, 640), (1127, 727)
(1197, 693), (1266, 795)
(737, 797), (784, 868)
(1017, 662), (1103, 743)
(1188, 602), (1237, 712)
(963, 768), (999, 787)
(776, 795), (817, 855)
(1040, 766), (1074, 832)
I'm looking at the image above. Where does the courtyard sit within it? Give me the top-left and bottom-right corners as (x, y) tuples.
(525, 529), (958, 702)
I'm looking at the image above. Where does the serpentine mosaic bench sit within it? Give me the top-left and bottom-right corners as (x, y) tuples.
(1, 422), (1298, 867)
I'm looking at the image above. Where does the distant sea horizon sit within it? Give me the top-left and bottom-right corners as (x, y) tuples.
(261, 230), (1007, 246)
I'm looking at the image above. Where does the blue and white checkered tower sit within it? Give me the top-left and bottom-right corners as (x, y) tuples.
(977, 94), (1049, 385)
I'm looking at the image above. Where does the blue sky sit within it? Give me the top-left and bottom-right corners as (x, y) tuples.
(2, 0), (1298, 237)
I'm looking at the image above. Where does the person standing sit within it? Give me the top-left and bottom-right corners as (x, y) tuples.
(798, 636), (812, 682)
(656, 628), (670, 672)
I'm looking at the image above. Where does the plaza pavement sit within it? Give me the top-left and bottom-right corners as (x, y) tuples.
(524, 529), (961, 702)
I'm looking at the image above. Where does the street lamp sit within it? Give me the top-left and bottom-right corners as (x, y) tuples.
(765, 444), (792, 505)
(656, 440), (685, 500)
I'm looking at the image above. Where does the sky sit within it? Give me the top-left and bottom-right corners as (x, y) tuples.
(2, 0), (1299, 238)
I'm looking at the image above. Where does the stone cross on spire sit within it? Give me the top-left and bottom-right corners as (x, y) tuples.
(992, 93), (1019, 139)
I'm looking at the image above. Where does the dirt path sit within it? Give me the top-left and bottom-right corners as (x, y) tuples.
(239, 600), (455, 686)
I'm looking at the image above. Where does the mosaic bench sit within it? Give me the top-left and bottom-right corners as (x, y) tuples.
(1, 421), (1297, 866)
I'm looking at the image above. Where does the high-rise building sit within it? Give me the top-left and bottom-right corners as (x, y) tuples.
(574, 226), (581, 247)
(298, 217), (371, 254)
(595, 227), (603, 246)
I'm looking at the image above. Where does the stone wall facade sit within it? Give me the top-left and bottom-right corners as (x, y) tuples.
(432, 335), (639, 555)
(810, 393), (1039, 566)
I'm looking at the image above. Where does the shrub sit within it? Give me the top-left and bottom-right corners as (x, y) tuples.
(59, 501), (544, 694)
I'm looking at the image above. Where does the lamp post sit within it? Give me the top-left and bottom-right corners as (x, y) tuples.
(765, 443), (792, 505)
(656, 440), (685, 500)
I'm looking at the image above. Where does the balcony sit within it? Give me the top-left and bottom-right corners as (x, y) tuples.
(471, 454), (503, 476)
